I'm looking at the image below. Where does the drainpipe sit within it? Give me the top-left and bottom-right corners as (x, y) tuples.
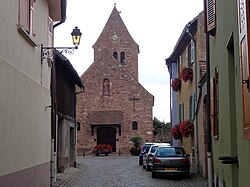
(186, 26), (199, 173)
(206, 32), (213, 187)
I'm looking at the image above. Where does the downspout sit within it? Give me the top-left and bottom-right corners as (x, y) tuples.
(186, 27), (199, 173)
(53, 0), (67, 28)
(206, 32), (213, 187)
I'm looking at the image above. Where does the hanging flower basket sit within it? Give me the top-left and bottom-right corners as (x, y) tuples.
(92, 144), (112, 156)
(171, 78), (181, 92)
(171, 124), (182, 140)
(180, 67), (193, 82)
(179, 120), (194, 138)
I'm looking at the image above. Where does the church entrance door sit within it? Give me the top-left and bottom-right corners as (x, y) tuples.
(97, 126), (116, 152)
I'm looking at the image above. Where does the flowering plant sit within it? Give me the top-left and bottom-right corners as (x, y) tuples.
(92, 144), (112, 156)
(179, 120), (194, 138)
(171, 78), (181, 92)
(171, 124), (182, 140)
(180, 67), (193, 82)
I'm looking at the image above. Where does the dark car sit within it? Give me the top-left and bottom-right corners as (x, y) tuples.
(151, 146), (190, 178)
(139, 143), (154, 166)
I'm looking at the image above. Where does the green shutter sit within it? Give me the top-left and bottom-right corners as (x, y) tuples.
(192, 93), (196, 120)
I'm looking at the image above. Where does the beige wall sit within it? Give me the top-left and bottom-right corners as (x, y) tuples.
(0, 0), (51, 176)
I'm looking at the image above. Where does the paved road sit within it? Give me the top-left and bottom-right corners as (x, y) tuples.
(56, 155), (208, 187)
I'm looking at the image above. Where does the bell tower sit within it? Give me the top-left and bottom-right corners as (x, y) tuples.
(93, 6), (140, 80)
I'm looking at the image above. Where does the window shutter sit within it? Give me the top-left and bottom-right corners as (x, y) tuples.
(188, 96), (191, 120)
(192, 93), (196, 120)
(210, 78), (215, 135)
(185, 47), (189, 67)
(182, 103), (184, 121)
(191, 39), (195, 63)
(237, 0), (250, 139)
(205, 0), (216, 35)
(19, 0), (30, 32)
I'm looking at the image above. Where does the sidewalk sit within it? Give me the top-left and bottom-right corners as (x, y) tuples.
(53, 162), (87, 187)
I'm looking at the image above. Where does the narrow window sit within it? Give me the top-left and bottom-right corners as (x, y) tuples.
(191, 39), (195, 64)
(113, 51), (118, 60)
(120, 51), (125, 63)
(132, 121), (138, 130)
(77, 122), (81, 131)
(103, 79), (110, 95)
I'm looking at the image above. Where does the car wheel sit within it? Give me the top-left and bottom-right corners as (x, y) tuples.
(152, 172), (157, 178)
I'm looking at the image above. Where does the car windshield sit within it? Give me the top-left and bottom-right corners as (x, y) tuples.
(156, 147), (185, 157)
(150, 146), (158, 153)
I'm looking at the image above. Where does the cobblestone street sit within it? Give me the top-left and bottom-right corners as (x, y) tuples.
(55, 155), (208, 187)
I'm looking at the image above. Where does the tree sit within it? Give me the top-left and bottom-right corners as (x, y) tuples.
(153, 117), (171, 142)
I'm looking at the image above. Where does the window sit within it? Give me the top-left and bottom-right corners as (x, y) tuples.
(132, 121), (138, 130)
(185, 44), (191, 67)
(189, 95), (193, 120)
(103, 79), (110, 95)
(77, 122), (81, 131)
(178, 55), (182, 77)
(18, 0), (34, 36)
(238, 0), (250, 140)
(204, 0), (216, 35)
(120, 51), (125, 63)
(113, 51), (118, 60)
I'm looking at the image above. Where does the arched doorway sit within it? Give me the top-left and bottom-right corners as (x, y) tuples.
(97, 127), (116, 152)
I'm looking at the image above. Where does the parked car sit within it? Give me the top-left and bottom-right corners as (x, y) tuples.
(143, 143), (170, 171)
(138, 143), (154, 166)
(151, 146), (190, 178)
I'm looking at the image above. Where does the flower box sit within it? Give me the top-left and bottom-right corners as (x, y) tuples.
(171, 124), (182, 140)
(180, 67), (193, 82)
(179, 120), (194, 138)
(171, 78), (181, 92)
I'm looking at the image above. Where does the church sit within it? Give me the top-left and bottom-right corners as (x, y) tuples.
(76, 6), (154, 154)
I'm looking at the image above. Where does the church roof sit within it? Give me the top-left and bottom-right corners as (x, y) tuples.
(93, 6), (139, 51)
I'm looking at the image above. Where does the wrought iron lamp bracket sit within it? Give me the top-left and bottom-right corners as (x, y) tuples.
(41, 45), (77, 64)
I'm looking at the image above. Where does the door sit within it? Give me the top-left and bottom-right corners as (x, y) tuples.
(97, 126), (116, 152)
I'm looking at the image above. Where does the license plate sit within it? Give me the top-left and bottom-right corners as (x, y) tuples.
(165, 168), (177, 170)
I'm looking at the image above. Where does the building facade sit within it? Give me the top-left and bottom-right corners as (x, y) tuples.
(204, 0), (250, 186)
(77, 6), (154, 155)
(166, 12), (207, 177)
(0, 0), (67, 186)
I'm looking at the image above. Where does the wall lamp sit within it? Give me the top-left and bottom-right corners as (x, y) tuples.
(41, 26), (82, 64)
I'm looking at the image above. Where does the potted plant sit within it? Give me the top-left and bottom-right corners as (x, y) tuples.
(180, 67), (193, 82)
(92, 144), (112, 156)
(171, 78), (181, 92)
(171, 124), (182, 140)
(130, 136), (143, 156)
(179, 120), (194, 138)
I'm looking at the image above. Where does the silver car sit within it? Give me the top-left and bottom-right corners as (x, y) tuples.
(151, 146), (190, 178)
(143, 143), (170, 171)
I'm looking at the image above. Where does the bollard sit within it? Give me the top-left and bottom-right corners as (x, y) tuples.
(83, 151), (85, 157)
(119, 149), (121, 156)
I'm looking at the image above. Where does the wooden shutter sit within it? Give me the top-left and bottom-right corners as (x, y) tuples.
(237, 0), (250, 139)
(204, 0), (216, 35)
(19, 0), (30, 32)
(210, 78), (215, 135)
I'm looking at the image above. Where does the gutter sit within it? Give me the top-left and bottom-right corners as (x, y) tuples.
(53, 0), (67, 28)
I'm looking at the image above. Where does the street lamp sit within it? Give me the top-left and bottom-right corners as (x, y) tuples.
(41, 26), (82, 64)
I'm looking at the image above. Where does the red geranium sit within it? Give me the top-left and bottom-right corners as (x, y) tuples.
(171, 124), (182, 140)
(179, 120), (194, 138)
(171, 78), (181, 92)
(180, 67), (193, 82)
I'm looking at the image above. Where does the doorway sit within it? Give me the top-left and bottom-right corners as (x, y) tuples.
(97, 126), (116, 152)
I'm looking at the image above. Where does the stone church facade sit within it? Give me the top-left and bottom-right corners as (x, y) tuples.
(76, 6), (154, 154)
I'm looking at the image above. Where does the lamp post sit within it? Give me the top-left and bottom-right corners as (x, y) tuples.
(41, 26), (82, 64)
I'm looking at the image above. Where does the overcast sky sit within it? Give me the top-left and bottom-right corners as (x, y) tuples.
(55, 0), (203, 122)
